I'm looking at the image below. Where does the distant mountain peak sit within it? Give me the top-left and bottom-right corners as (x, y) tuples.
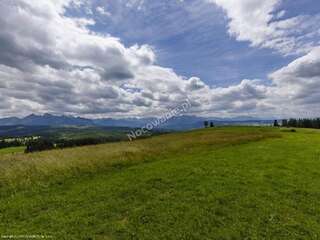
(26, 113), (37, 117)
(0, 113), (273, 129)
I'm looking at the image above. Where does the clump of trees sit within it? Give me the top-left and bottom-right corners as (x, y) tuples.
(0, 139), (23, 149)
(204, 121), (215, 128)
(281, 118), (320, 129)
(25, 137), (123, 153)
(25, 139), (55, 153)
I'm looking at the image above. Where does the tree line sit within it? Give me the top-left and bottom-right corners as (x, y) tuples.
(25, 137), (123, 153)
(0, 139), (23, 149)
(281, 118), (320, 129)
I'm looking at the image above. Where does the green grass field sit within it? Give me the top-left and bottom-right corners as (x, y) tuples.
(0, 146), (25, 155)
(1, 127), (320, 239)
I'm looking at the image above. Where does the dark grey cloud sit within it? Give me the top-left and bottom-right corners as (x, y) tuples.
(293, 61), (320, 79)
(132, 97), (152, 107)
(102, 67), (134, 81)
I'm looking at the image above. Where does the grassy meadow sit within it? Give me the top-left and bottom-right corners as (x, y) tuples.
(1, 127), (320, 239)
(0, 146), (25, 155)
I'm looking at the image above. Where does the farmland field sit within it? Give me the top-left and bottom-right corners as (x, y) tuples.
(1, 127), (320, 239)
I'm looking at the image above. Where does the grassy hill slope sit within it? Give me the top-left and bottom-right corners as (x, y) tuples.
(1, 127), (320, 239)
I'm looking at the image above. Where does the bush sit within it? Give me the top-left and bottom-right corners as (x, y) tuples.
(281, 129), (296, 133)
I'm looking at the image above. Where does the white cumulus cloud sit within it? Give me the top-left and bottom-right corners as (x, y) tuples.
(209, 0), (320, 55)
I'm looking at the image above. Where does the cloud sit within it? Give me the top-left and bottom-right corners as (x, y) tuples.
(209, 0), (320, 55)
(96, 6), (111, 16)
(186, 77), (207, 91)
(269, 47), (320, 105)
(271, 47), (320, 81)
(0, 0), (319, 119)
(204, 0), (320, 117)
(0, 0), (208, 117)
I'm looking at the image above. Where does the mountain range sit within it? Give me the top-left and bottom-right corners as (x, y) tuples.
(0, 114), (273, 130)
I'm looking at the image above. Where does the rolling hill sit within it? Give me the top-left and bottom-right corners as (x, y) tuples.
(1, 127), (320, 239)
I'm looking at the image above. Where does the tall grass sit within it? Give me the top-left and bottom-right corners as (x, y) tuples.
(0, 127), (280, 190)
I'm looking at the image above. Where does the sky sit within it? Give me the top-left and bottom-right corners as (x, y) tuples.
(0, 0), (320, 119)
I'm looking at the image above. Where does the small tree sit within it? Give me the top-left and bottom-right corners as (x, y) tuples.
(210, 122), (214, 128)
(204, 121), (209, 128)
(273, 120), (280, 127)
